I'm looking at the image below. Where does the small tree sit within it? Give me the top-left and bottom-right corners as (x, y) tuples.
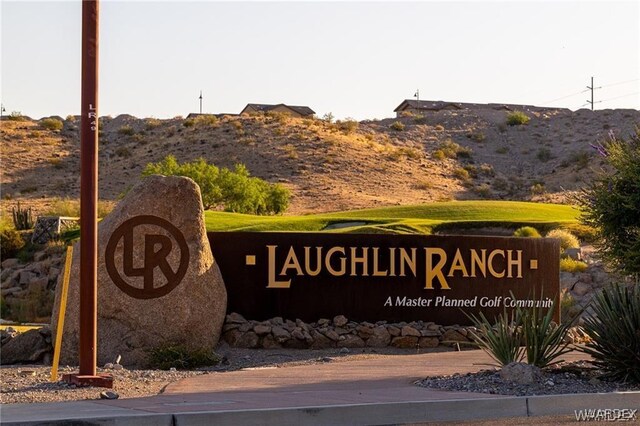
(142, 156), (290, 215)
(576, 127), (640, 278)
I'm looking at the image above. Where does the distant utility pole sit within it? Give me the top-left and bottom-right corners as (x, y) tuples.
(414, 89), (420, 102)
(0, 104), (5, 120)
(586, 77), (602, 111)
(199, 90), (203, 114)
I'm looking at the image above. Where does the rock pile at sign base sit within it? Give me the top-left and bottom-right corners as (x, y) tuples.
(51, 175), (227, 367)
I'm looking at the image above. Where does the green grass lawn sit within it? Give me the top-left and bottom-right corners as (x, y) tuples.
(205, 201), (582, 235)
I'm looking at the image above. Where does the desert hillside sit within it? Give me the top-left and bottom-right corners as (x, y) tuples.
(1, 105), (639, 216)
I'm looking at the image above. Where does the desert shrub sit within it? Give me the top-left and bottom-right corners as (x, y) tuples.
(432, 150), (446, 160)
(3, 287), (54, 323)
(194, 115), (218, 127)
(452, 167), (470, 182)
(536, 148), (553, 162)
(40, 118), (63, 131)
(576, 128), (640, 277)
(560, 289), (578, 323)
(1, 228), (25, 258)
(336, 118), (359, 134)
(561, 223), (598, 243)
(118, 125), (135, 136)
(266, 111), (289, 125)
(283, 144), (298, 159)
(559, 258), (588, 273)
(513, 226), (541, 238)
(389, 147), (421, 160)
(8, 111), (26, 121)
(479, 163), (495, 176)
(495, 146), (509, 154)
(414, 180), (434, 190)
(474, 184), (492, 198)
(437, 139), (472, 159)
(466, 309), (523, 367)
(506, 111), (530, 126)
(45, 198), (113, 218)
(144, 118), (161, 130)
(115, 146), (132, 158)
(143, 156), (289, 214)
(580, 284), (640, 383)
(390, 121), (405, 131)
(183, 118), (195, 127)
(467, 132), (486, 142)
(322, 112), (334, 123)
(413, 115), (427, 124)
(147, 344), (220, 370)
(46, 198), (80, 217)
(530, 183), (545, 195)
(546, 229), (580, 251)
(434, 124), (445, 131)
(569, 150), (591, 169)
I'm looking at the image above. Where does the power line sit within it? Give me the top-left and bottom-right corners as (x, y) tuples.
(599, 78), (639, 89)
(599, 91), (640, 103)
(543, 88), (589, 105)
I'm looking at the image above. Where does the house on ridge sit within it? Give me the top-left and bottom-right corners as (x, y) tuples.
(240, 103), (315, 118)
(394, 100), (463, 117)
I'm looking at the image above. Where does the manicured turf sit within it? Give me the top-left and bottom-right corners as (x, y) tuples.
(204, 201), (581, 234)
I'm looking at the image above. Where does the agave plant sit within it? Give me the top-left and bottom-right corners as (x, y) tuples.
(517, 291), (578, 368)
(465, 308), (524, 367)
(580, 283), (640, 383)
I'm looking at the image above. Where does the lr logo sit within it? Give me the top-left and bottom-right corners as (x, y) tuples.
(105, 215), (190, 299)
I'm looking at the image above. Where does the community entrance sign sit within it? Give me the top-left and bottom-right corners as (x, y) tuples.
(208, 232), (560, 325)
(105, 215), (190, 299)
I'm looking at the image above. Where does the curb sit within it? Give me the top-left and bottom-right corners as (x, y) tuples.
(2, 391), (638, 426)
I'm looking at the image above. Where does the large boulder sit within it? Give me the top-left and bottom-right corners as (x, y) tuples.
(51, 175), (227, 367)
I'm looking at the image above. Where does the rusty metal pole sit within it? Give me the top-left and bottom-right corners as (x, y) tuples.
(63, 0), (112, 388)
(79, 0), (99, 377)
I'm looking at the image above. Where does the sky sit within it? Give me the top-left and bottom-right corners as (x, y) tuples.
(1, 1), (639, 120)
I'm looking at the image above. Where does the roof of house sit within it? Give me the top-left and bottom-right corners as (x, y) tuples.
(394, 99), (571, 114)
(241, 103), (315, 116)
(186, 113), (237, 119)
(394, 100), (463, 112)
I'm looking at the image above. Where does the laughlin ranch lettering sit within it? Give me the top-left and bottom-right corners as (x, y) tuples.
(207, 232), (560, 324)
(266, 245), (524, 290)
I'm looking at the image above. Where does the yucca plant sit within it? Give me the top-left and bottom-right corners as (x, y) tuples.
(518, 292), (578, 368)
(580, 284), (640, 383)
(12, 202), (34, 230)
(465, 308), (524, 367)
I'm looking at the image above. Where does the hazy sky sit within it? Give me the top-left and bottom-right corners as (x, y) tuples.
(1, 1), (639, 120)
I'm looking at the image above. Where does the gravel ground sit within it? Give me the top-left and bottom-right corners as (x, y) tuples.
(418, 360), (640, 396)
(0, 345), (426, 404)
(3, 347), (638, 404)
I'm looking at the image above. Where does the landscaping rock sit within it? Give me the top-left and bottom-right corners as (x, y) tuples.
(2, 258), (19, 269)
(500, 362), (542, 385)
(333, 315), (348, 327)
(401, 325), (421, 337)
(51, 175), (227, 367)
(391, 336), (418, 348)
(341, 334), (365, 348)
(366, 326), (391, 347)
(442, 329), (469, 343)
(418, 337), (439, 348)
(1, 328), (51, 364)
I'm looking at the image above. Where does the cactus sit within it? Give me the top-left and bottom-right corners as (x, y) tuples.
(12, 202), (34, 230)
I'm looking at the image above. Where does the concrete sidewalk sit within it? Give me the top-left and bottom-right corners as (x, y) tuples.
(2, 350), (638, 425)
